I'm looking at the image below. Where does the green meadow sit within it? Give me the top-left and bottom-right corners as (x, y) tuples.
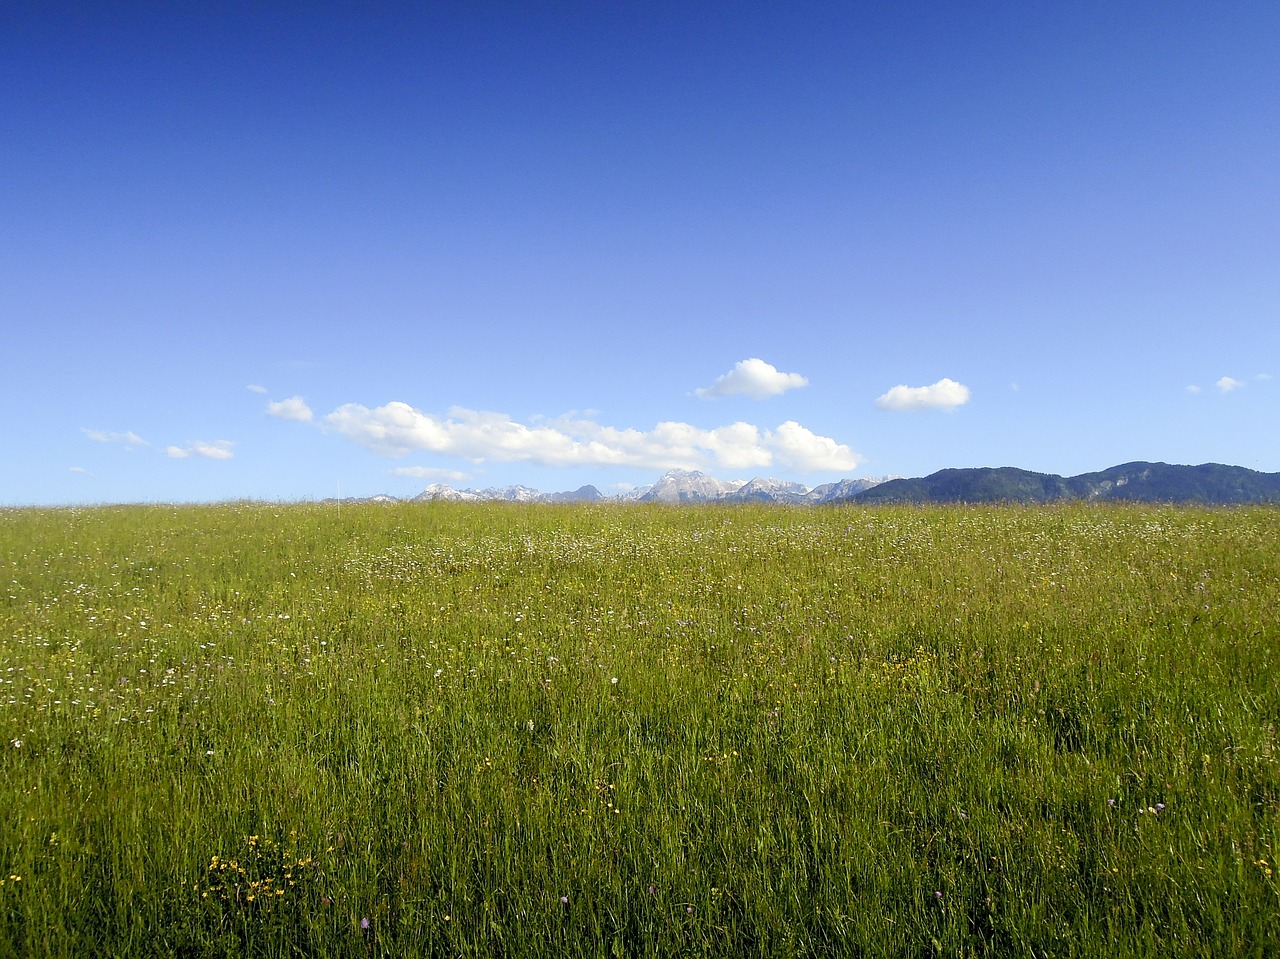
(1, 502), (1277, 957)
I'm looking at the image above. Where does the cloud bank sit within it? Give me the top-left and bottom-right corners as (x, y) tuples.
(323, 402), (861, 472)
(390, 466), (471, 482)
(84, 429), (148, 449)
(875, 378), (971, 412)
(166, 441), (235, 460)
(695, 358), (809, 399)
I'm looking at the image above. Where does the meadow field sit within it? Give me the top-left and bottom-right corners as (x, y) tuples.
(0, 501), (1277, 957)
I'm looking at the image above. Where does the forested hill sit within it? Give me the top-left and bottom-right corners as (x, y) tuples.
(846, 462), (1280, 505)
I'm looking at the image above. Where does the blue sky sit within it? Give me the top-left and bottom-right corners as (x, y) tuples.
(3, 2), (1277, 504)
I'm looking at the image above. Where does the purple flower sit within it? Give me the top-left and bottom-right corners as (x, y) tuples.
(686, 906), (694, 914)
(360, 918), (370, 930)
(1107, 799), (1116, 807)
(1155, 803), (1166, 812)
(648, 885), (656, 895)
(934, 891), (943, 900)
(560, 896), (569, 905)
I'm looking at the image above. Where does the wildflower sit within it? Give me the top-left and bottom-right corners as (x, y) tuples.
(361, 917), (370, 930)
(560, 896), (569, 905)
(934, 891), (943, 900)
(1107, 799), (1116, 807)
(1155, 803), (1166, 812)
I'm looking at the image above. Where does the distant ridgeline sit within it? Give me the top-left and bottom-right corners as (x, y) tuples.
(849, 462), (1280, 505)
(352, 462), (1280, 506)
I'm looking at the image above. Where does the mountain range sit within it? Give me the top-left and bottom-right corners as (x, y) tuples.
(342, 462), (1280, 506)
(407, 470), (896, 505)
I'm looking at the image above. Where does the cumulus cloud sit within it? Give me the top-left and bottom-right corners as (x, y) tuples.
(875, 378), (971, 412)
(166, 441), (234, 460)
(267, 396), (313, 422)
(321, 402), (861, 472)
(1216, 376), (1245, 393)
(83, 429), (148, 449)
(695, 358), (809, 400)
(770, 421), (863, 471)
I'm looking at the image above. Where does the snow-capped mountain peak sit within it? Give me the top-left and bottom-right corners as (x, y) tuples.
(642, 469), (744, 503)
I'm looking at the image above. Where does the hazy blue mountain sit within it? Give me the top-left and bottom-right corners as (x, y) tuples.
(1064, 462), (1280, 503)
(847, 462), (1280, 505)
(547, 485), (605, 503)
(850, 467), (1073, 504)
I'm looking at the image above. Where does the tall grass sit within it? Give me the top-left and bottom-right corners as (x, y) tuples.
(0, 502), (1276, 956)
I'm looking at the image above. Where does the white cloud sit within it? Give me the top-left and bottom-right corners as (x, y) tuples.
(166, 441), (234, 460)
(83, 429), (148, 449)
(695, 358), (809, 400)
(875, 378), (971, 412)
(267, 396), (313, 422)
(770, 421), (864, 471)
(1256, 373), (1272, 382)
(390, 466), (471, 482)
(69, 466), (88, 474)
(1185, 384), (1202, 394)
(321, 402), (860, 473)
(247, 384), (268, 394)
(1216, 376), (1244, 393)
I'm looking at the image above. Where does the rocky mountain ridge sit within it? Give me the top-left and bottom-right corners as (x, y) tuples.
(406, 469), (896, 505)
